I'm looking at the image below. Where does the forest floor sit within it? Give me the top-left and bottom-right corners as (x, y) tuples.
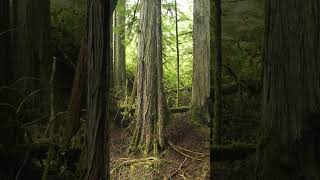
(110, 112), (210, 180)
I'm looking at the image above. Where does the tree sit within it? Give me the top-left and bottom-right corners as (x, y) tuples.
(85, 0), (115, 179)
(13, 0), (51, 115)
(174, 0), (180, 107)
(0, 0), (13, 147)
(213, 0), (222, 145)
(131, 0), (168, 154)
(258, 1), (320, 180)
(192, 0), (210, 124)
(0, 0), (10, 86)
(114, 0), (126, 95)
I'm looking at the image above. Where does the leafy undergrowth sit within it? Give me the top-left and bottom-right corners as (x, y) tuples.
(110, 112), (210, 180)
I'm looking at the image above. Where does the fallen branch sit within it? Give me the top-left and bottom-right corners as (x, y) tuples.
(170, 141), (209, 156)
(168, 141), (204, 161)
(167, 158), (187, 179)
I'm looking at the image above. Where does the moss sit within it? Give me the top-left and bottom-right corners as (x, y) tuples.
(191, 105), (210, 126)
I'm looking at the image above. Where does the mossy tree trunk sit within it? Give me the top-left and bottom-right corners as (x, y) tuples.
(131, 0), (168, 155)
(258, 1), (320, 180)
(114, 0), (126, 96)
(192, 0), (210, 125)
(174, 0), (180, 107)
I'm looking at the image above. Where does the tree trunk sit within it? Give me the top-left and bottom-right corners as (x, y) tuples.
(63, 39), (86, 144)
(258, 1), (320, 180)
(114, 0), (126, 96)
(0, 0), (11, 86)
(13, 0), (51, 116)
(85, 0), (112, 179)
(213, 0), (222, 145)
(131, 0), (168, 155)
(174, 0), (180, 107)
(192, 0), (210, 125)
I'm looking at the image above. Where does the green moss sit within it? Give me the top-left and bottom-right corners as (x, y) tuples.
(191, 105), (210, 126)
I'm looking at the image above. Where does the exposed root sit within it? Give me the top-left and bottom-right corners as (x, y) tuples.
(168, 140), (206, 161)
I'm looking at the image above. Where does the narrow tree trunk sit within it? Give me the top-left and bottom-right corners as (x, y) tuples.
(174, 0), (180, 107)
(86, 0), (112, 179)
(258, 1), (320, 180)
(131, 0), (168, 155)
(213, 0), (222, 145)
(191, 0), (210, 125)
(64, 39), (86, 144)
(0, 0), (10, 86)
(114, 0), (126, 95)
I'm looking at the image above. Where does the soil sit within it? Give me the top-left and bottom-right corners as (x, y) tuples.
(110, 112), (210, 180)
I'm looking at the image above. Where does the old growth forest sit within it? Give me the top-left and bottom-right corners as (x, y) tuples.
(0, 0), (320, 179)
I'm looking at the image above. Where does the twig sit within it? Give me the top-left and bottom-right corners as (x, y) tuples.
(167, 158), (187, 179)
(15, 149), (30, 180)
(168, 140), (209, 156)
(0, 103), (17, 112)
(9, 77), (40, 88)
(21, 114), (50, 128)
(16, 89), (41, 114)
(44, 111), (67, 137)
(168, 141), (203, 161)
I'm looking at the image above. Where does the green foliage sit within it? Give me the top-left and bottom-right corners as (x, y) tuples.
(51, 0), (86, 63)
(50, 0), (264, 110)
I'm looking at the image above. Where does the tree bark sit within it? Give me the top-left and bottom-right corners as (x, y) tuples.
(114, 0), (126, 95)
(0, 0), (10, 86)
(258, 1), (320, 180)
(131, 0), (168, 155)
(63, 39), (86, 144)
(213, 0), (222, 145)
(85, 0), (112, 179)
(174, 0), (180, 107)
(192, 0), (210, 125)
(13, 0), (51, 115)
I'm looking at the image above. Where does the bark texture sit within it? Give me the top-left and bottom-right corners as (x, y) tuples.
(64, 39), (86, 144)
(131, 0), (168, 154)
(86, 0), (111, 179)
(174, 0), (180, 107)
(0, 0), (10, 86)
(192, 0), (210, 124)
(114, 0), (126, 95)
(14, 0), (51, 114)
(258, 1), (320, 180)
(213, 0), (222, 145)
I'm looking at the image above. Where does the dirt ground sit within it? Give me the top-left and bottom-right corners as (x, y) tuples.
(110, 112), (210, 180)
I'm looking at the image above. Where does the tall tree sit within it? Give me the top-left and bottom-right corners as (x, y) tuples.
(114, 0), (126, 95)
(131, 0), (168, 154)
(192, 0), (210, 124)
(213, 0), (222, 145)
(86, 0), (114, 179)
(13, 0), (51, 115)
(258, 1), (320, 180)
(174, 0), (180, 107)
(0, 0), (10, 86)
(0, 0), (13, 147)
